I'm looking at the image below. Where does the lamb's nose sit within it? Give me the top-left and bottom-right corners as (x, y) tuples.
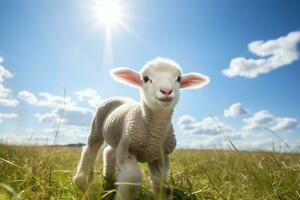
(160, 88), (173, 95)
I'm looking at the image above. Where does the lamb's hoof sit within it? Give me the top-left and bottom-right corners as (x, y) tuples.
(73, 173), (89, 192)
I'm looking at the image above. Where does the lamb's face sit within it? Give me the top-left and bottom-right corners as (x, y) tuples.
(140, 61), (182, 110)
(110, 57), (210, 111)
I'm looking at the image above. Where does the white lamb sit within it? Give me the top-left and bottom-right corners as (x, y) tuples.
(73, 57), (209, 199)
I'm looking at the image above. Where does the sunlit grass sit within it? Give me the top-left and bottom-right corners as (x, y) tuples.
(1, 144), (300, 199)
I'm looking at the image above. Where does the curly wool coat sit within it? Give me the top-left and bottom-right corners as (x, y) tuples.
(90, 97), (177, 163)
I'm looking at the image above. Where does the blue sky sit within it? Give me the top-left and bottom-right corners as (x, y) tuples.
(0, 0), (300, 151)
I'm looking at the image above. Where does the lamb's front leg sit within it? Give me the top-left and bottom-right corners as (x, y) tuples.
(115, 137), (142, 200)
(148, 155), (170, 200)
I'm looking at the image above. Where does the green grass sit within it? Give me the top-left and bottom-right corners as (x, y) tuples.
(0, 144), (300, 199)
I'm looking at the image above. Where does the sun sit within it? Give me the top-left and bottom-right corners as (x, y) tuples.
(93, 0), (122, 27)
(89, 0), (142, 66)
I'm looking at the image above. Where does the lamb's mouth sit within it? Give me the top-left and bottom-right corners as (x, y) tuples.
(155, 96), (173, 103)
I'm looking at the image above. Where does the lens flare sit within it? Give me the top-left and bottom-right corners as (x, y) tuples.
(94, 0), (121, 27)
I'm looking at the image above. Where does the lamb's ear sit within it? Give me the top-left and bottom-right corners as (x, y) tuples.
(180, 73), (210, 89)
(110, 67), (142, 88)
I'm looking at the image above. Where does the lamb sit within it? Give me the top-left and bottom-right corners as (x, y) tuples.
(73, 57), (210, 199)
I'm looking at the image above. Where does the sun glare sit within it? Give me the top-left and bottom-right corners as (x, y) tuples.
(89, 0), (147, 66)
(94, 0), (122, 27)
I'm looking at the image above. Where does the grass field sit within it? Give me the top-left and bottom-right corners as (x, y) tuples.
(0, 144), (300, 200)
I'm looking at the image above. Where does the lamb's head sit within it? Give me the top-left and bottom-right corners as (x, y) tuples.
(111, 57), (210, 110)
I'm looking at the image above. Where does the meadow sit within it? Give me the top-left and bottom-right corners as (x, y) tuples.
(0, 144), (300, 200)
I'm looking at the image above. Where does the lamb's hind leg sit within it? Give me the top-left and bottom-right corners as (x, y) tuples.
(103, 145), (116, 179)
(73, 131), (103, 191)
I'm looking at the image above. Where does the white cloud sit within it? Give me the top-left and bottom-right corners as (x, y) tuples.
(177, 115), (197, 125)
(0, 133), (46, 145)
(0, 84), (12, 98)
(17, 90), (95, 138)
(0, 97), (18, 107)
(176, 134), (275, 151)
(178, 109), (299, 137)
(0, 83), (19, 106)
(25, 128), (34, 134)
(0, 58), (19, 107)
(18, 91), (79, 109)
(0, 62), (13, 83)
(0, 67), (13, 83)
(0, 130), (53, 145)
(0, 112), (18, 123)
(18, 90), (38, 105)
(0, 83), (18, 106)
(0, 126), (88, 145)
(272, 118), (298, 132)
(37, 92), (76, 108)
(75, 89), (102, 108)
(177, 115), (234, 136)
(16, 90), (97, 145)
(224, 103), (248, 118)
(60, 106), (94, 126)
(242, 110), (298, 132)
(227, 138), (275, 151)
(44, 125), (88, 138)
(177, 109), (299, 151)
(35, 112), (62, 124)
(40, 125), (88, 144)
(18, 90), (90, 109)
(223, 31), (300, 78)
(176, 135), (226, 149)
(35, 105), (94, 127)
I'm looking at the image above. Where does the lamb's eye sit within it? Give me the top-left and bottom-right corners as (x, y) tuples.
(176, 76), (181, 82)
(143, 76), (150, 83)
